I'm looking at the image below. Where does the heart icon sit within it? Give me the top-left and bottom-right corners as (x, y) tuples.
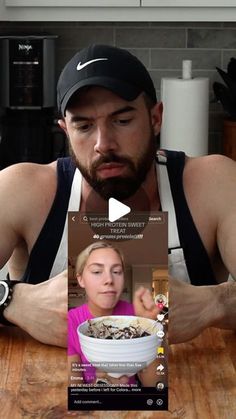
(157, 314), (165, 321)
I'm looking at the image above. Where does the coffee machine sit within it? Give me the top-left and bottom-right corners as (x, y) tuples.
(0, 35), (60, 168)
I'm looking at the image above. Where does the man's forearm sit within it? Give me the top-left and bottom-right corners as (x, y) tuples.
(2, 273), (67, 347)
(213, 281), (236, 330)
(3, 282), (30, 327)
(168, 276), (235, 344)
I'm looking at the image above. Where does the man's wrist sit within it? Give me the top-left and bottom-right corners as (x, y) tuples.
(212, 281), (236, 329)
(194, 284), (224, 331)
(0, 278), (21, 326)
(3, 282), (29, 326)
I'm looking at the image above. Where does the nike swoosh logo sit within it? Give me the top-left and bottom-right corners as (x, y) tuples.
(76, 58), (108, 71)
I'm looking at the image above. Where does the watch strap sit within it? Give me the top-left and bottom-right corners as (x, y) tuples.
(0, 276), (20, 326)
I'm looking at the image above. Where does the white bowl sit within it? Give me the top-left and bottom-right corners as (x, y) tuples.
(78, 315), (163, 378)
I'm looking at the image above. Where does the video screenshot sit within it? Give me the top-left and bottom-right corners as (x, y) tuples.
(68, 209), (168, 411)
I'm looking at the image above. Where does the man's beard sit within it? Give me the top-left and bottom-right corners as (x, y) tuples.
(70, 132), (157, 201)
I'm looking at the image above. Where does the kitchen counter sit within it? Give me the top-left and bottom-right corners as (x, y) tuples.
(0, 326), (235, 418)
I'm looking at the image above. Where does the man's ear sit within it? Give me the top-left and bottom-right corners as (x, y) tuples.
(151, 102), (163, 136)
(58, 118), (68, 135)
(77, 274), (85, 288)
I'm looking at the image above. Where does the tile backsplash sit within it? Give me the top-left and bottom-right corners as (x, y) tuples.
(1, 21), (236, 154)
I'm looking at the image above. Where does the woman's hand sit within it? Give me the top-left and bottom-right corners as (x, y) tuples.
(94, 369), (131, 385)
(133, 286), (159, 319)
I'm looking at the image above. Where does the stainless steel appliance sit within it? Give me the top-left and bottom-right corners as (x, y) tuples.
(0, 35), (56, 109)
(0, 35), (60, 169)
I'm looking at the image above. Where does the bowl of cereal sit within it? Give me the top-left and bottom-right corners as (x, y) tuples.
(78, 315), (163, 378)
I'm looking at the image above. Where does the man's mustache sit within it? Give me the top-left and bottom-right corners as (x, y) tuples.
(91, 153), (135, 172)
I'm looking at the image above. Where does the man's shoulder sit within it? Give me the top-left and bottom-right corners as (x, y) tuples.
(184, 153), (236, 184)
(0, 160), (57, 177)
(0, 161), (57, 195)
(183, 154), (236, 219)
(180, 154), (236, 257)
(0, 161), (59, 233)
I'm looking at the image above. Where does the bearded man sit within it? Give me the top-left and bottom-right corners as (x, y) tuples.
(0, 44), (235, 347)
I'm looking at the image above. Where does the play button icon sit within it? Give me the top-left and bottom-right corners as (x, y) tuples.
(108, 198), (131, 222)
(85, 184), (151, 241)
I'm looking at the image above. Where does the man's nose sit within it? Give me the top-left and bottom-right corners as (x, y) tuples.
(94, 124), (118, 154)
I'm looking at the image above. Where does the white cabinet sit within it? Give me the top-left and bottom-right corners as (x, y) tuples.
(1, 0), (236, 21)
(5, 0), (140, 6)
(142, 0), (236, 6)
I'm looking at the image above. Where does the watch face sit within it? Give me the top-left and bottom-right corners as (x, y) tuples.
(0, 282), (8, 305)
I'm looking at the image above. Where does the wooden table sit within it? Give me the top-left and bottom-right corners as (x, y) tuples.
(0, 327), (236, 419)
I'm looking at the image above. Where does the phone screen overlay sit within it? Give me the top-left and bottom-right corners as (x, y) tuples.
(68, 211), (168, 411)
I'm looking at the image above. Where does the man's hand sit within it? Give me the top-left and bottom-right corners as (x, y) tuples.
(168, 276), (223, 344)
(133, 286), (159, 319)
(4, 270), (68, 347)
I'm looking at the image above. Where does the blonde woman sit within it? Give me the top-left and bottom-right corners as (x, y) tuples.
(68, 241), (159, 386)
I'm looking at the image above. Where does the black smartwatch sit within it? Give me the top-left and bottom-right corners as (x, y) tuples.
(0, 276), (20, 326)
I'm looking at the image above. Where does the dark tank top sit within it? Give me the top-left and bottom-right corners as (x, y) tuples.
(21, 151), (217, 285)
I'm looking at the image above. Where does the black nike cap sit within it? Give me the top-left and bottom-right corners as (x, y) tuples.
(57, 44), (157, 116)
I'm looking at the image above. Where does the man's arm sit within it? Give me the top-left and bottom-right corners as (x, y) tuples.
(212, 156), (236, 329)
(169, 277), (236, 344)
(0, 163), (67, 347)
(216, 155), (236, 281)
(169, 155), (236, 344)
(3, 272), (68, 347)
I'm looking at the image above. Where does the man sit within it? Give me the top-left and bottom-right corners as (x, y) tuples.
(0, 44), (235, 347)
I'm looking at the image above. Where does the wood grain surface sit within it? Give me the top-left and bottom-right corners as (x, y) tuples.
(0, 327), (235, 419)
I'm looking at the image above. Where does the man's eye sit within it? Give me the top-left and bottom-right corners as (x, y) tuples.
(114, 118), (132, 126)
(77, 122), (93, 132)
